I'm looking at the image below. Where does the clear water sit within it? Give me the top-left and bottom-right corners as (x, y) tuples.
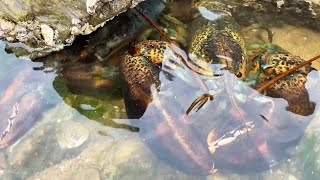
(1, 0), (320, 179)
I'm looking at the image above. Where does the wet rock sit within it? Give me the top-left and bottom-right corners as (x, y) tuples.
(0, 0), (145, 59)
(40, 24), (55, 46)
(8, 124), (53, 169)
(0, 63), (56, 149)
(27, 142), (112, 180)
(296, 132), (320, 179)
(101, 139), (198, 179)
(2, 0), (320, 59)
(56, 121), (89, 149)
(28, 137), (196, 180)
(27, 139), (129, 180)
(0, 92), (43, 149)
(242, 23), (320, 70)
(6, 103), (87, 178)
(6, 104), (64, 169)
(270, 25), (320, 62)
(74, 168), (101, 180)
(0, 153), (8, 178)
(207, 172), (250, 180)
(2, 99), (142, 179)
(222, 0), (320, 32)
(288, 174), (298, 180)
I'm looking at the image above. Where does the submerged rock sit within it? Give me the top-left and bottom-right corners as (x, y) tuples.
(28, 138), (196, 180)
(56, 121), (89, 149)
(5, 103), (93, 179)
(296, 126), (320, 179)
(231, 0), (320, 31)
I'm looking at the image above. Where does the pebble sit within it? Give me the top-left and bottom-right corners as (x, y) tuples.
(56, 121), (89, 149)
(40, 24), (54, 46)
(80, 104), (96, 111)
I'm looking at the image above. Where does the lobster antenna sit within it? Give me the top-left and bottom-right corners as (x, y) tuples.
(134, 7), (173, 43)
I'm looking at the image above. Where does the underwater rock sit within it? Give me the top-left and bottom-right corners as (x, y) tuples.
(56, 121), (89, 149)
(6, 103), (92, 178)
(0, 92), (42, 149)
(28, 138), (195, 180)
(0, 0), (145, 59)
(268, 25), (320, 70)
(27, 143), (113, 180)
(0, 152), (8, 178)
(296, 130), (320, 179)
(6, 105), (64, 169)
(0, 65), (56, 149)
(231, 0), (320, 31)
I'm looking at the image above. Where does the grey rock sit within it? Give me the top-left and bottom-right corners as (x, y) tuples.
(2, 0), (320, 59)
(231, 0), (320, 30)
(0, 0), (144, 59)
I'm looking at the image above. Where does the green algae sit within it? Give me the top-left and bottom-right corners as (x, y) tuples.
(52, 75), (138, 132)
